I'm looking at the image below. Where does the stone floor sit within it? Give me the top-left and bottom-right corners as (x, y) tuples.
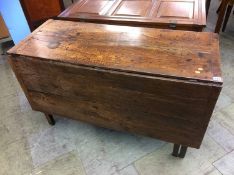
(0, 0), (234, 174)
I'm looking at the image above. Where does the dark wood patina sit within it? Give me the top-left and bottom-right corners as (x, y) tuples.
(8, 20), (222, 158)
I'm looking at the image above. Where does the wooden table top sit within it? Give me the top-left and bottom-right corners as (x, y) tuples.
(8, 19), (222, 84)
(58, 0), (206, 31)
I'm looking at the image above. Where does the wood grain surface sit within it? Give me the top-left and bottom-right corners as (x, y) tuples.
(8, 19), (222, 148)
(8, 20), (222, 84)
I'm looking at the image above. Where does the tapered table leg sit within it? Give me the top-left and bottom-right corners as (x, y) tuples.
(222, 4), (233, 32)
(215, 0), (229, 33)
(178, 146), (188, 158)
(206, 0), (211, 16)
(172, 144), (188, 158)
(45, 113), (55, 125)
(172, 144), (180, 157)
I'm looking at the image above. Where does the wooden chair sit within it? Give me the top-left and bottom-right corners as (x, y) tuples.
(215, 0), (234, 33)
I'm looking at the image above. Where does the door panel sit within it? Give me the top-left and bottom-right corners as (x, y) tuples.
(58, 0), (206, 31)
(156, 1), (194, 19)
(65, 0), (116, 16)
(152, 0), (199, 22)
(107, 0), (155, 18)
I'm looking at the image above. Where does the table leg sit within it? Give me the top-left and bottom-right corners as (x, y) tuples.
(172, 144), (180, 157)
(222, 4), (233, 32)
(172, 144), (188, 158)
(215, 0), (229, 33)
(45, 113), (55, 125)
(217, 0), (224, 13)
(179, 146), (188, 158)
(206, 0), (211, 16)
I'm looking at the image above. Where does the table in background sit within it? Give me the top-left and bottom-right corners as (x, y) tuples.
(58, 0), (207, 31)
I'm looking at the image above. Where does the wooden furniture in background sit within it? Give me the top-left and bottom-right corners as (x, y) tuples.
(206, 0), (211, 16)
(8, 19), (222, 158)
(0, 14), (9, 39)
(20, 0), (65, 31)
(215, 0), (234, 33)
(58, 0), (207, 31)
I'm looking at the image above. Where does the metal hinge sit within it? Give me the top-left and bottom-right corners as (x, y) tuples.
(169, 21), (177, 29)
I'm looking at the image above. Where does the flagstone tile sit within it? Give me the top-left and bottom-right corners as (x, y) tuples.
(77, 128), (164, 175)
(28, 120), (76, 167)
(208, 119), (234, 152)
(213, 150), (234, 175)
(222, 85), (234, 101)
(17, 110), (51, 137)
(214, 91), (233, 112)
(0, 112), (24, 148)
(0, 139), (33, 175)
(58, 118), (165, 175)
(221, 103), (234, 119)
(0, 63), (17, 98)
(0, 94), (21, 118)
(213, 111), (234, 135)
(18, 91), (31, 112)
(113, 165), (139, 175)
(32, 151), (86, 175)
(134, 135), (225, 175)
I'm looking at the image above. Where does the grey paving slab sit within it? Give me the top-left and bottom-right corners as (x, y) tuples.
(0, 111), (24, 148)
(213, 150), (234, 175)
(0, 94), (21, 118)
(134, 135), (225, 175)
(28, 120), (76, 167)
(214, 110), (234, 135)
(58, 118), (165, 175)
(0, 62), (17, 98)
(208, 119), (234, 152)
(113, 165), (139, 175)
(0, 139), (33, 175)
(18, 110), (51, 137)
(31, 151), (86, 175)
(214, 91), (233, 112)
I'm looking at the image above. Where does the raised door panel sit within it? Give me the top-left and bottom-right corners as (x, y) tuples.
(58, 0), (206, 30)
(64, 0), (116, 16)
(106, 0), (156, 18)
(152, 0), (199, 22)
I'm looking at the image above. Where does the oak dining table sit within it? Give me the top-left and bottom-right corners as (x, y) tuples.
(8, 19), (222, 158)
